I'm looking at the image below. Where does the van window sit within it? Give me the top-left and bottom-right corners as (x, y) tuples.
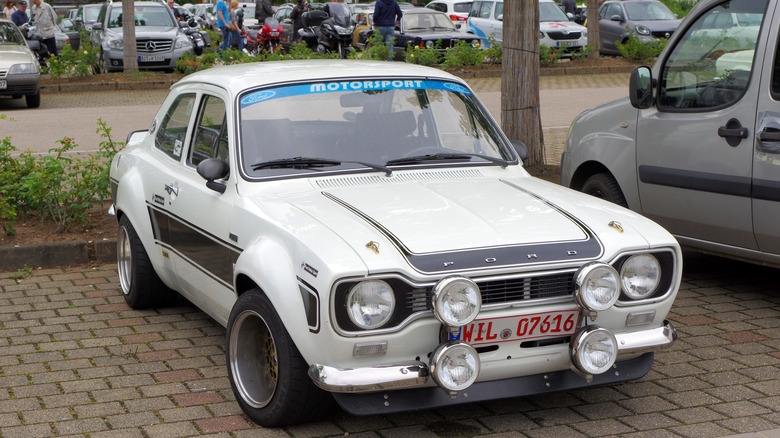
(658, 0), (767, 111)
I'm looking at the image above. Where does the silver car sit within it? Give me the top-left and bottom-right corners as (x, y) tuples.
(90, 0), (193, 73)
(0, 18), (40, 108)
(561, 0), (780, 268)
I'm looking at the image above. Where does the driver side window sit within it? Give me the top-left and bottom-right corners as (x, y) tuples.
(189, 95), (228, 167)
(658, 0), (766, 111)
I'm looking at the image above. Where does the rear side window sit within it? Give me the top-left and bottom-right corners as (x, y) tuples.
(658, 0), (767, 111)
(155, 93), (196, 160)
(426, 2), (446, 13)
(454, 2), (472, 13)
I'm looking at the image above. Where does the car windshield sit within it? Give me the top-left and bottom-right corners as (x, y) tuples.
(624, 2), (676, 21)
(0, 22), (26, 45)
(540, 2), (569, 22)
(83, 5), (101, 22)
(404, 12), (456, 31)
(109, 5), (176, 28)
(239, 79), (512, 177)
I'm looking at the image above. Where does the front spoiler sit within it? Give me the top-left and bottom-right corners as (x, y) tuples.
(308, 321), (676, 401)
(332, 352), (655, 416)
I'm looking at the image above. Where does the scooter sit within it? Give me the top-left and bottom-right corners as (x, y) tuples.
(316, 3), (355, 58)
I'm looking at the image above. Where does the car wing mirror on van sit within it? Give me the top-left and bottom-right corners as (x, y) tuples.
(629, 66), (654, 109)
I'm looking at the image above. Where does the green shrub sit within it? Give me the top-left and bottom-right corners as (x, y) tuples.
(659, 0), (698, 18)
(441, 40), (485, 69)
(404, 41), (442, 66)
(569, 45), (593, 61)
(359, 31), (393, 61)
(617, 34), (666, 63)
(44, 37), (100, 78)
(483, 36), (502, 64)
(539, 44), (564, 66)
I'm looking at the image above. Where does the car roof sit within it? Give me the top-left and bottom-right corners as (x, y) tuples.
(175, 60), (464, 93)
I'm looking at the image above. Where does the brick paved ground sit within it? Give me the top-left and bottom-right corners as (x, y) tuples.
(0, 251), (778, 437)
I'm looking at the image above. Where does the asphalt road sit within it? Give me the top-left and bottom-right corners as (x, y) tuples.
(0, 74), (630, 156)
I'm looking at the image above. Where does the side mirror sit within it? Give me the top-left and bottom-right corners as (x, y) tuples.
(610, 14), (623, 22)
(496, 14), (503, 22)
(629, 66), (654, 109)
(92, 22), (104, 30)
(510, 140), (529, 162)
(197, 158), (229, 193)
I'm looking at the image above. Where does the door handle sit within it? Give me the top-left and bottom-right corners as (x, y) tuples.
(164, 183), (179, 196)
(758, 129), (780, 142)
(717, 118), (748, 147)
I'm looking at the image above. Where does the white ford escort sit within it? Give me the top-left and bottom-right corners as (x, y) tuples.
(109, 60), (680, 426)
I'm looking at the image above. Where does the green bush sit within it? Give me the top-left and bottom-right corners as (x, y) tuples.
(44, 34), (100, 78)
(441, 40), (485, 69)
(617, 34), (666, 63)
(404, 41), (442, 66)
(659, 0), (698, 18)
(0, 120), (123, 235)
(539, 44), (564, 66)
(483, 36), (502, 64)
(359, 31), (393, 61)
(569, 45), (593, 61)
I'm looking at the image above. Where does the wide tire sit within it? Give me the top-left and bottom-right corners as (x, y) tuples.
(226, 290), (330, 426)
(116, 215), (175, 308)
(581, 172), (628, 208)
(26, 92), (40, 108)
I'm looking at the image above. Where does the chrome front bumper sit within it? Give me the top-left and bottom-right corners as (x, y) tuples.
(308, 320), (677, 393)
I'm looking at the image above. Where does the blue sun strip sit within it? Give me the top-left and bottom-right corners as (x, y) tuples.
(240, 80), (471, 109)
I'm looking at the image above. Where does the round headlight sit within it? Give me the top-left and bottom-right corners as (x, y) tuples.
(575, 263), (620, 312)
(432, 277), (481, 327)
(620, 254), (661, 300)
(346, 280), (395, 329)
(425, 40), (435, 49)
(430, 341), (480, 392)
(570, 326), (617, 375)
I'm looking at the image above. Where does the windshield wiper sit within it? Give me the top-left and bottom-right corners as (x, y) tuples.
(386, 153), (509, 167)
(251, 156), (392, 175)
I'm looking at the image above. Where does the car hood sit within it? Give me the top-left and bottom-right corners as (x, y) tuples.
(105, 26), (181, 37)
(540, 21), (586, 32)
(406, 29), (472, 39)
(631, 19), (680, 32)
(0, 44), (36, 65)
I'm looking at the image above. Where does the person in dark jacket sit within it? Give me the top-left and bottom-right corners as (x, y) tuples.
(289, 0), (308, 43)
(562, 0), (577, 15)
(373, 0), (401, 61)
(254, 0), (273, 22)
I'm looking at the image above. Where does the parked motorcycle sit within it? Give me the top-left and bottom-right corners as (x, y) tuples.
(298, 10), (329, 51)
(316, 3), (355, 59)
(179, 17), (210, 55)
(19, 23), (49, 68)
(256, 17), (284, 54)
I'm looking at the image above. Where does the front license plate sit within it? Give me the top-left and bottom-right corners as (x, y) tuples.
(195, 39), (204, 47)
(453, 309), (579, 346)
(0, 80), (5, 89)
(139, 55), (165, 62)
(557, 41), (577, 48)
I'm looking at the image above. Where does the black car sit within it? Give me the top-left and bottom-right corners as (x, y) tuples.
(358, 9), (480, 59)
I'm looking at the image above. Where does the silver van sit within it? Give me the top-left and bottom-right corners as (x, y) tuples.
(561, 0), (780, 267)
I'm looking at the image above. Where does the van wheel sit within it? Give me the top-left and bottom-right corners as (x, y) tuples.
(582, 173), (628, 207)
(117, 215), (175, 308)
(226, 290), (330, 426)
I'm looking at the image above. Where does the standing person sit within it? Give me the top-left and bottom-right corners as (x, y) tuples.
(289, 0), (308, 43)
(167, 0), (181, 22)
(229, 0), (243, 52)
(216, 0), (231, 52)
(254, 0), (272, 23)
(2, 1), (17, 20)
(10, 0), (25, 26)
(562, 0), (577, 15)
(30, 0), (57, 56)
(373, 0), (402, 61)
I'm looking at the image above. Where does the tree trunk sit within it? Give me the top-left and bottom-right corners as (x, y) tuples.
(501, 0), (543, 166)
(587, 0), (600, 59)
(122, 0), (139, 72)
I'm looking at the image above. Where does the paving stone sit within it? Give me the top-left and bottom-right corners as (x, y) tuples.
(618, 412), (680, 430)
(669, 422), (733, 438)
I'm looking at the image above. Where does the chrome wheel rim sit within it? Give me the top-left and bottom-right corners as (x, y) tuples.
(230, 309), (278, 409)
(117, 225), (132, 296)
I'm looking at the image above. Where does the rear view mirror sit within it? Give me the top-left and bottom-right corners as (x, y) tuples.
(629, 66), (654, 109)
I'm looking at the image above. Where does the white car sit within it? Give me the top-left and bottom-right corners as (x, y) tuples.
(425, 0), (473, 30)
(468, 0), (587, 51)
(0, 19), (40, 108)
(109, 60), (680, 427)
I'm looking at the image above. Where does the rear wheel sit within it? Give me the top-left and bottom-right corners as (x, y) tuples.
(226, 290), (330, 426)
(581, 173), (628, 207)
(99, 51), (110, 74)
(117, 215), (175, 308)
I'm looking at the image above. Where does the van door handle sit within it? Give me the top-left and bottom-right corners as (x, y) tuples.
(718, 118), (748, 147)
(164, 183), (179, 196)
(758, 129), (780, 142)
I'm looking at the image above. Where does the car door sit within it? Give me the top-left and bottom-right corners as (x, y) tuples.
(635, 0), (770, 250)
(753, 1), (780, 254)
(598, 2), (626, 53)
(152, 84), (239, 319)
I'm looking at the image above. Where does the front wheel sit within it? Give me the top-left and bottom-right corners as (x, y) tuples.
(226, 290), (330, 426)
(26, 92), (40, 108)
(581, 173), (628, 208)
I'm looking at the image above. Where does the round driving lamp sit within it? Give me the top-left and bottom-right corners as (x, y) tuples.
(575, 262), (620, 312)
(346, 280), (395, 329)
(430, 341), (480, 392)
(620, 254), (661, 300)
(432, 276), (481, 327)
(570, 326), (618, 375)
(425, 40), (435, 49)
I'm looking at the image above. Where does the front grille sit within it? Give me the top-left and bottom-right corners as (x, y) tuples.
(139, 60), (171, 67)
(0, 69), (7, 78)
(136, 39), (173, 53)
(403, 271), (575, 313)
(547, 31), (582, 41)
